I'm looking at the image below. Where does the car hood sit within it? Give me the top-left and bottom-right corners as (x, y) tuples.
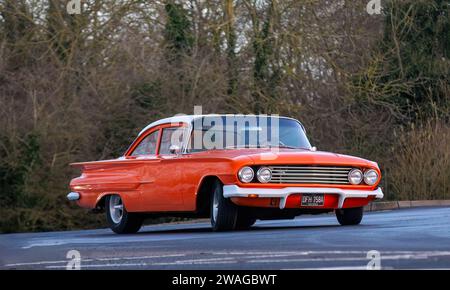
(194, 148), (378, 168)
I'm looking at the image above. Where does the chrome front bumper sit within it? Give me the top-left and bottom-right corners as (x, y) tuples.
(223, 185), (384, 209)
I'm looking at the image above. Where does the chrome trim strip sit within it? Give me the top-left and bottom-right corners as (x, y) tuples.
(269, 166), (353, 170)
(270, 180), (349, 184)
(274, 171), (348, 179)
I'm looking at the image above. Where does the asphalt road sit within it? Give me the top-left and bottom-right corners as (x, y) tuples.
(1, 207), (450, 270)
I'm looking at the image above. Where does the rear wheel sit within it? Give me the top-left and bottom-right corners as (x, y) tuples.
(210, 180), (238, 231)
(335, 207), (364, 226)
(106, 195), (143, 234)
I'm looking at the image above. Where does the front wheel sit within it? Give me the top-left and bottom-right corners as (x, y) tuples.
(211, 180), (238, 231)
(335, 207), (364, 226)
(235, 209), (256, 230)
(106, 195), (143, 234)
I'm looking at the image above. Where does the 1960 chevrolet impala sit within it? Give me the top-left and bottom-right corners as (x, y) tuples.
(68, 115), (383, 234)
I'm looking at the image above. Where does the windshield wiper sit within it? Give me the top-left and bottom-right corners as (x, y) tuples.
(276, 145), (300, 149)
(224, 145), (265, 149)
(224, 144), (308, 150)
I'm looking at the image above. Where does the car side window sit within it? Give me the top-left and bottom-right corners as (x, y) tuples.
(159, 127), (185, 155)
(131, 130), (159, 156)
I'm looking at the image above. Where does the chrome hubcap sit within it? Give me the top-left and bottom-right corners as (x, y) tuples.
(212, 190), (219, 223)
(109, 195), (123, 224)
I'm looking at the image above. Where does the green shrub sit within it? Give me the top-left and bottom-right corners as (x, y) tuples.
(387, 121), (450, 200)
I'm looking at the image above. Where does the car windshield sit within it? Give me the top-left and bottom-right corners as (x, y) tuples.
(187, 116), (311, 152)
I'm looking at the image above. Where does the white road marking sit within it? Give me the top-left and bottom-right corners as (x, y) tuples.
(152, 257), (237, 264)
(20, 234), (209, 249)
(246, 252), (450, 264)
(92, 254), (185, 262)
(283, 266), (371, 270)
(286, 266), (398, 270)
(4, 254), (185, 267)
(46, 260), (237, 269)
(5, 251), (450, 269)
(5, 259), (94, 267)
(212, 250), (432, 255)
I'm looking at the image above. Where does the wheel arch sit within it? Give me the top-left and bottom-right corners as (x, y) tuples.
(95, 192), (126, 211)
(196, 175), (224, 217)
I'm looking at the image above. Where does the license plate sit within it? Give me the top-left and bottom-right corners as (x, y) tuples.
(301, 194), (324, 206)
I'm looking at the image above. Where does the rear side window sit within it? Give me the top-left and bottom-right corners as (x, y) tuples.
(131, 130), (159, 156)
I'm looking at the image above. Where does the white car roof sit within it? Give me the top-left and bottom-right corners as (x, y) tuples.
(138, 114), (298, 136)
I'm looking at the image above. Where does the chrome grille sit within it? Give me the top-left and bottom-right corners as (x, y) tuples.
(268, 165), (352, 184)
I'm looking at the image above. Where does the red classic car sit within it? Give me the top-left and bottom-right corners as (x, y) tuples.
(68, 115), (383, 234)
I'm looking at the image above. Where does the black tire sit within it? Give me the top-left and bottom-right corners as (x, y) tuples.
(235, 210), (257, 230)
(106, 195), (143, 234)
(335, 207), (364, 226)
(210, 180), (238, 231)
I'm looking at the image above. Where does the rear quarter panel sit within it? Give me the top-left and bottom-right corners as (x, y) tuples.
(70, 159), (153, 211)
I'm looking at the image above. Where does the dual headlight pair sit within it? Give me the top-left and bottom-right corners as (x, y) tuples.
(348, 168), (379, 186)
(238, 166), (271, 183)
(238, 166), (379, 185)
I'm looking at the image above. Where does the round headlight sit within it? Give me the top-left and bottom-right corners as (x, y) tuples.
(238, 166), (254, 183)
(364, 169), (379, 185)
(348, 169), (363, 185)
(257, 167), (272, 183)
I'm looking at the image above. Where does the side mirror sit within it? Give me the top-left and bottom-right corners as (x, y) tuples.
(169, 144), (181, 155)
(311, 146), (317, 152)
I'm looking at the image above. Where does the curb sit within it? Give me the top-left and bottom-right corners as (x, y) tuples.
(364, 200), (450, 212)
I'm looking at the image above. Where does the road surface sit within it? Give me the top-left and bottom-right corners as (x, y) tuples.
(1, 207), (450, 270)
